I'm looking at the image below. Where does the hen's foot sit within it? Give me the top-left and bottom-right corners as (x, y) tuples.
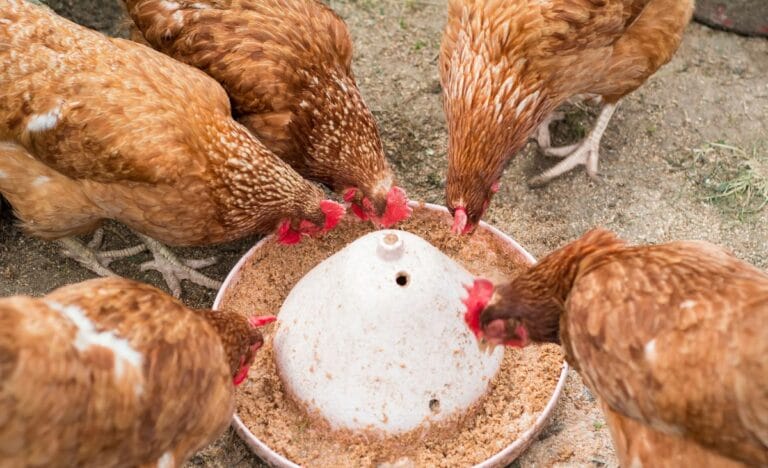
(533, 111), (565, 150)
(134, 233), (222, 298)
(58, 229), (147, 277)
(529, 103), (617, 187)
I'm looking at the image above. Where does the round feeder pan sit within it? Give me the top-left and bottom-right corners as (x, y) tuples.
(214, 202), (570, 468)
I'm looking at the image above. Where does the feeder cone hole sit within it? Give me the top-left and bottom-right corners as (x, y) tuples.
(273, 230), (504, 436)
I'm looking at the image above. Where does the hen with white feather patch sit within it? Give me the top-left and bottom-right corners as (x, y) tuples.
(0, 277), (275, 467)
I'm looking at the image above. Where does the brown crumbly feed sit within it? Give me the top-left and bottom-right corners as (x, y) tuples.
(220, 205), (563, 467)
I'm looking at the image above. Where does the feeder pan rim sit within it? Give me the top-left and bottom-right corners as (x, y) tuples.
(213, 201), (570, 468)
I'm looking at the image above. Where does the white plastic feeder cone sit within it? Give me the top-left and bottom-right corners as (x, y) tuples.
(273, 230), (504, 435)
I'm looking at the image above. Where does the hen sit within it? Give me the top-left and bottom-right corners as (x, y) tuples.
(123, 0), (412, 227)
(440, 0), (694, 233)
(0, 0), (344, 297)
(0, 277), (276, 467)
(465, 228), (768, 466)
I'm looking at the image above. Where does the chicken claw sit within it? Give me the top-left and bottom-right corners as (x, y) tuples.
(58, 229), (147, 277)
(134, 233), (222, 298)
(529, 103), (618, 186)
(532, 111), (565, 150)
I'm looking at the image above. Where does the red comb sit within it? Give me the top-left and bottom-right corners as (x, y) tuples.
(320, 199), (345, 231)
(451, 207), (468, 235)
(491, 181), (500, 193)
(379, 186), (412, 228)
(462, 278), (495, 338)
(249, 315), (277, 327)
(276, 220), (302, 245)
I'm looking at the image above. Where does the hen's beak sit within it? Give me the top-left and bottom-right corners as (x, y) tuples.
(451, 207), (468, 235)
(477, 337), (499, 355)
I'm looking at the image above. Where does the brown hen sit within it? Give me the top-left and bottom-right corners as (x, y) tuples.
(123, 0), (412, 227)
(0, 277), (275, 467)
(466, 228), (768, 466)
(0, 0), (344, 297)
(440, 0), (694, 233)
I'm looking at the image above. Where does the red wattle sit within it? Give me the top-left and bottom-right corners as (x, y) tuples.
(343, 188), (358, 202)
(350, 203), (370, 221)
(320, 200), (345, 231)
(249, 315), (277, 327)
(233, 366), (249, 386)
(379, 186), (412, 228)
(276, 221), (302, 245)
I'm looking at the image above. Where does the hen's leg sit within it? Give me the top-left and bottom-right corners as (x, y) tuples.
(532, 111), (565, 150)
(529, 102), (618, 186)
(133, 232), (221, 298)
(58, 229), (147, 277)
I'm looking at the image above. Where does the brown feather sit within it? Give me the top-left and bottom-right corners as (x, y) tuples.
(440, 0), (694, 225)
(481, 229), (768, 465)
(0, 277), (261, 467)
(0, 1), (328, 245)
(123, 0), (397, 213)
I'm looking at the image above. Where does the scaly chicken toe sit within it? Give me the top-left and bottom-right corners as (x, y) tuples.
(58, 229), (147, 277)
(134, 233), (222, 298)
(529, 103), (618, 186)
(533, 111), (565, 150)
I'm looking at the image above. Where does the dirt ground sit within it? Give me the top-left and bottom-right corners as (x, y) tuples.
(2, 0), (767, 467)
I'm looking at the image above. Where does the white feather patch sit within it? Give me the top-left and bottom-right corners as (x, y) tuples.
(644, 339), (656, 362)
(159, 0), (179, 10)
(27, 105), (62, 132)
(157, 451), (174, 468)
(48, 301), (144, 394)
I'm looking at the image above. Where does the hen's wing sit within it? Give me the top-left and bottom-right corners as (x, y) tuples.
(46, 278), (236, 464)
(440, 0), (628, 80)
(601, 400), (748, 467)
(124, 0), (352, 160)
(0, 1), (231, 185)
(0, 296), (131, 466)
(440, 0), (691, 100)
(566, 242), (768, 465)
(0, 278), (233, 466)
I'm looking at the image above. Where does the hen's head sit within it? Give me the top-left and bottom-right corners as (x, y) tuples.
(199, 310), (277, 386)
(463, 278), (561, 351)
(276, 199), (345, 245)
(293, 70), (410, 228)
(446, 171), (501, 235)
(442, 43), (543, 235)
(462, 279), (531, 350)
(232, 315), (277, 386)
(344, 185), (412, 228)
